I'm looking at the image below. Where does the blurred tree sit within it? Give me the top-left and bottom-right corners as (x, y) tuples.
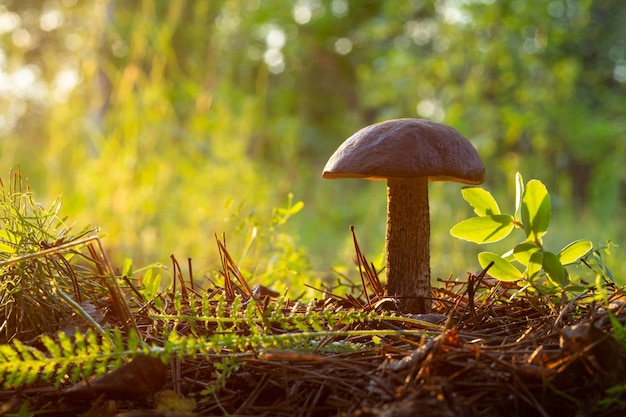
(0, 0), (105, 152)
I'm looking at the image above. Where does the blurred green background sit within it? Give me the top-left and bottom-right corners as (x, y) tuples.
(1, 0), (624, 291)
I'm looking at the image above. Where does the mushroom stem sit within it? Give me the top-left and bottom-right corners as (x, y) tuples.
(385, 177), (431, 313)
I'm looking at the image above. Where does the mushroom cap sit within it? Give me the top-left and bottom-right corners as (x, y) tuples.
(322, 118), (485, 184)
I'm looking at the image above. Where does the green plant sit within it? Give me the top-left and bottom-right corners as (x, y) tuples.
(0, 171), (111, 342)
(0, 327), (132, 388)
(0, 291), (437, 390)
(596, 312), (626, 411)
(216, 193), (315, 297)
(450, 172), (593, 292)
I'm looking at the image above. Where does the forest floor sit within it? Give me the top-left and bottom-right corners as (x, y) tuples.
(1, 237), (626, 417)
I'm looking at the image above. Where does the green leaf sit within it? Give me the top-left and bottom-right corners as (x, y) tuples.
(122, 258), (133, 277)
(512, 242), (542, 266)
(290, 200), (304, 214)
(478, 251), (523, 281)
(0, 230), (15, 253)
(521, 179), (550, 242)
(450, 215), (515, 243)
(461, 187), (501, 216)
(608, 314), (626, 350)
(58, 332), (74, 357)
(558, 240), (593, 265)
(526, 251), (544, 280)
(542, 251), (567, 287)
(514, 172), (524, 221)
(0, 242), (14, 254)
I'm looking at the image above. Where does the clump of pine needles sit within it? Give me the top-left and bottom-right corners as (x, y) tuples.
(0, 170), (137, 344)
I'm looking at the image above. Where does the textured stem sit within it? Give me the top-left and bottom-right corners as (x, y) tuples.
(385, 177), (431, 313)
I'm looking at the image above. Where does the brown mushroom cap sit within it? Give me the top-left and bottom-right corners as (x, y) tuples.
(322, 118), (485, 184)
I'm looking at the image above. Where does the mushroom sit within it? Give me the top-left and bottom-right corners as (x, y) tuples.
(322, 118), (485, 313)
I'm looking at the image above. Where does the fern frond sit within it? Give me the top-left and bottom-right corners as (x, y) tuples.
(0, 327), (149, 389)
(0, 287), (443, 391)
